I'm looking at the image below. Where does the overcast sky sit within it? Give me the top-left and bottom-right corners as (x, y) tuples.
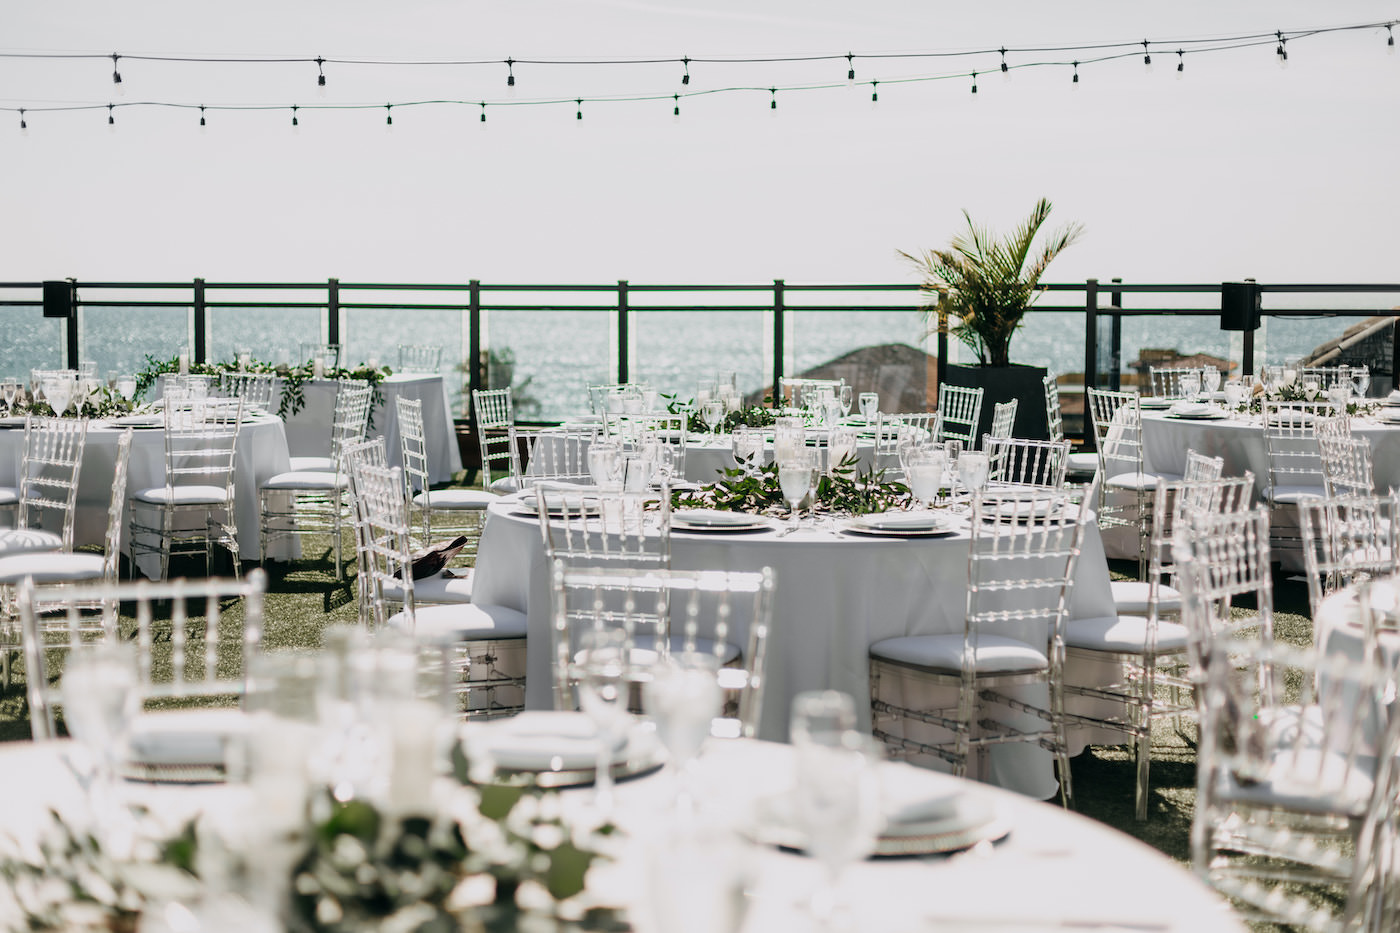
(1, 1), (1396, 291)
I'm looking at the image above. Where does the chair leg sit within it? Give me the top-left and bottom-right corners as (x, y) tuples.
(159, 506), (173, 581)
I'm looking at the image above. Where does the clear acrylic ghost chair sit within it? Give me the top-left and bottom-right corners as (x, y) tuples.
(350, 459), (526, 718)
(1297, 492), (1400, 619)
(873, 412), (937, 475)
(1148, 366), (1196, 400)
(988, 399), (1018, 442)
(472, 387), (525, 495)
(396, 345), (443, 373)
(258, 381), (371, 580)
(1299, 365), (1355, 390)
(1043, 374), (1099, 480)
(217, 372), (278, 411)
(870, 492), (1086, 807)
(935, 383), (984, 450)
(1318, 433), (1374, 498)
(536, 481), (671, 572)
(549, 561), (773, 738)
(1174, 507), (1277, 676)
(129, 396), (243, 581)
(289, 377), (372, 473)
(0, 417), (88, 558)
(1181, 616), (1398, 932)
(342, 436), (394, 627)
(523, 430), (595, 485)
(20, 571), (266, 779)
(1260, 397), (1337, 558)
(397, 395), (495, 559)
(982, 436), (1069, 492)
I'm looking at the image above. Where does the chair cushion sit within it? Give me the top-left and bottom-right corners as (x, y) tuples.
(414, 489), (499, 510)
(133, 485), (231, 505)
(1109, 580), (1183, 615)
(1064, 615), (1191, 654)
(126, 707), (253, 769)
(0, 528), (64, 556)
(0, 551), (105, 584)
(1105, 471), (1182, 491)
(0, 486), (18, 506)
(388, 602), (528, 642)
(488, 476), (521, 495)
(382, 569), (475, 605)
(1263, 483), (1327, 505)
(1066, 452), (1100, 476)
(259, 470), (346, 491)
(288, 455), (335, 472)
(574, 635), (742, 670)
(870, 633), (1048, 675)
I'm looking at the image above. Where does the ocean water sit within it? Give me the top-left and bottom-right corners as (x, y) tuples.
(0, 303), (1374, 421)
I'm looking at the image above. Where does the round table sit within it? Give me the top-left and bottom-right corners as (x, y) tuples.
(471, 496), (1123, 799)
(0, 414), (295, 578)
(0, 738), (1244, 933)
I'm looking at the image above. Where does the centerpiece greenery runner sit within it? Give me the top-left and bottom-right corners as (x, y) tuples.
(672, 456), (910, 517)
(660, 393), (776, 435)
(133, 355), (390, 425)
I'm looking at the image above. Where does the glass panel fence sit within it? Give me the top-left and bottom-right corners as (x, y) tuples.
(343, 306), (465, 414)
(207, 306), (321, 369)
(789, 307), (930, 412)
(82, 305), (188, 392)
(2, 307), (63, 377)
(632, 309), (767, 408)
(486, 309), (611, 423)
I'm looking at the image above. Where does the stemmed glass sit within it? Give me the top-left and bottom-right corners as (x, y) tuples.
(838, 385), (854, 419)
(115, 374), (137, 403)
(645, 652), (722, 814)
(778, 448), (816, 532)
(905, 447), (946, 510)
(957, 451), (990, 508)
(44, 374), (74, 416)
(858, 392), (878, 424)
(576, 628), (632, 817)
(1202, 365), (1221, 397)
(61, 642), (141, 808)
(820, 396), (843, 428)
(731, 424), (762, 475)
(588, 440), (623, 490)
(1355, 366), (1371, 399)
(0, 378), (18, 415)
(1179, 370), (1201, 403)
(701, 397), (725, 442)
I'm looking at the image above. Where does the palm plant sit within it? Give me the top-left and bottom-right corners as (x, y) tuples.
(901, 197), (1084, 368)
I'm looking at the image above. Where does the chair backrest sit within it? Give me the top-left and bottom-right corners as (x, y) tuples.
(525, 431), (594, 484)
(162, 396), (242, 503)
(330, 380), (374, 466)
(965, 492), (1086, 655)
(536, 482), (671, 570)
(1148, 366), (1196, 399)
(1260, 398), (1336, 498)
(18, 570), (266, 738)
(1298, 492), (1399, 618)
(989, 399), (1018, 441)
(397, 345), (442, 373)
(549, 561), (774, 736)
(348, 459), (417, 631)
(1145, 470), (1253, 614)
(936, 384), (984, 449)
(871, 412), (933, 469)
(395, 395), (431, 499)
(1318, 433), (1374, 497)
(777, 377), (841, 408)
(1086, 387), (1143, 475)
(217, 372), (278, 409)
(472, 388), (521, 489)
(472, 387), (514, 429)
(1043, 374), (1067, 444)
(342, 436), (393, 625)
(101, 428), (134, 582)
(1174, 507), (1274, 672)
(982, 436), (1069, 490)
(16, 416), (88, 548)
(1182, 449), (1225, 484)
(1298, 365), (1355, 390)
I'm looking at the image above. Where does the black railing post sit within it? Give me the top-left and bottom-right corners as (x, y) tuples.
(1109, 277), (1123, 391)
(1391, 318), (1399, 388)
(772, 279), (785, 400)
(192, 278), (207, 363)
(65, 302), (79, 369)
(617, 280), (630, 384)
(468, 280), (483, 405)
(1083, 279), (1099, 391)
(327, 278), (340, 349)
(935, 290), (948, 394)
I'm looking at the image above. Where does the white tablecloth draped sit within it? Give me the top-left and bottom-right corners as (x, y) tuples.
(471, 498), (1122, 798)
(0, 738), (1243, 933)
(0, 415), (295, 577)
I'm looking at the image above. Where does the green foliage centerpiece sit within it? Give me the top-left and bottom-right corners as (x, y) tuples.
(673, 455), (910, 517)
(133, 355), (389, 423)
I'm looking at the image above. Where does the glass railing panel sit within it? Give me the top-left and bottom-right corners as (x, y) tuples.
(343, 307), (466, 415)
(632, 310), (768, 407)
(207, 307), (321, 369)
(486, 309), (612, 422)
(788, 307), (931, 412)
(1258, 313), (1380, 369)
(81, 305), (188, 384)
(1, 307), (63, 377)
(1117, 312), (1233, 393)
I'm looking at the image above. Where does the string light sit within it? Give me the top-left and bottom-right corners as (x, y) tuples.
(1177, 49), (1185, 73)
(1000, 46), (1010, 81)
(111, 53), (122, 84)
(199, 105), (206, 127)
(870, 80), (879, 103)
(970, 71), (978, 94)
(316, 56), (326, 87)
(846, 52), (855, 84)
(291, 104), (298, 126)
(107, 103), (114, 126)
(1276, 31), (1288, 64)
(385, 103), (393, 125)
(575, 98), (582, 120)
(1142, 40), (1152, 70)
(1388, 24), (1395, 52)
(19, 108), (26, 131)
(479, 102), (486, 123)
(672, 93), (679, 118)
(505, 57), (515, 88)
(769, 87), (777, 111)
(681, 56), (690, 85)
(1072, 61), (1080, 84)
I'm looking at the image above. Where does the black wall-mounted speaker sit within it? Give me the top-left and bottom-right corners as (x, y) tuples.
(1220, 281), (1261, 332)
(42, 280), (74, 318)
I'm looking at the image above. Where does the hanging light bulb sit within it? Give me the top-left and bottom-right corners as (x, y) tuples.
(385, 104), (393, 127)
(1276, 31), (1289, 65)
(870, 80), (879, 105)
(111, 53), (122, 84)
(1388, 24), (1395, 54)
(970, 71), (978, 94)
(316, 56), (327, 96)
(291, 105), (299, 128)
(672, 93), (680, 121)
(107, 103), (115, 128)
(505, 58), (517, 97)
(1142, 40), (1152, 71)
(846, 52), (855, 85)
(479, 103), (487, 126)
(576, 98), (583, 121)
(681, 56), (690, 85)
(19, 109), (27, 132)
(1177, 49), (1185, 77)
(199, 105), (206, 129)
(1000, 47), (1010, 81)
(769, 87), (777, 113)
(1072, 61), (1080, 85)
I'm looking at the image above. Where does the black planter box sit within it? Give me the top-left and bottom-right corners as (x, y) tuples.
(944, 363), (1050, 444)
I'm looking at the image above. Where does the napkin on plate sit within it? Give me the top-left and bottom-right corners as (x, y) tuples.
(466, 711), (629, 771)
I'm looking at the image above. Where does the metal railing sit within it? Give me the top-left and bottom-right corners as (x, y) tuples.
(3, 277), (1398, 432)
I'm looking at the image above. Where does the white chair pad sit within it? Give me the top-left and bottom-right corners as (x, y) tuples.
(388, 602), (528, 642)
(259, 470), (346, 491)
(0, 551), (104, 584)
(1109, 580), (1183, 615)
(575, 635), (742, 670)
(1216, 706), (1377, 818)
(0, 486), (17, 506)
(133, 485), (231, 505)
(414, 489), (498, 510)
(1105, 471), (1182, 491)
(1067, 452), (1100, 476)
(126, 707), (252, 768)
(870, 633), (1048, 675)
(1064, 615), (1190, 654)
(382, 569), (475, 605)
(288, 455), (335, 472)
(1264, 484), (1328, 505)
(488, 476), (521, 495)
(0, 528), (64, 555)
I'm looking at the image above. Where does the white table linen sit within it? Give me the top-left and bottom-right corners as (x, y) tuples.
(0, 738), (1243, 933)
(0, 415), (295, 577)
(471, 497), (1123, 798)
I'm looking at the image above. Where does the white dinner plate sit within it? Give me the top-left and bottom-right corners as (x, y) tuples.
(1138, 398), (1174, 409)
(516, 488), (601, 516)
(843, 512), (955, 538)
(461, 711), (664, 787)
(1166, 409), (1230, 421)
(672, 509), (772, 533)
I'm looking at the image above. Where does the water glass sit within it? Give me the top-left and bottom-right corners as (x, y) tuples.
(701, 398), (725, 438)
(0, 377), (18, 413)
(576, 628), (632, 816)
(789, 689), (857, 747)
(1179, 370), (1201, 401)
(827, 426), (858, 474)
(588, 440), (623, 489)
(957, 451), (990, 501)
(61, 641), (141, 785)
(839, 384), (854, 418)
(858, 392), (879, 423)
(905, 447), (947, 509)
(793, 733), (883, 922)
(730, 425), (762, 474)
(1355, 366), (1371, 399)
(777, 448), (816, 530)
(1223, 381), (1249, 410)
(645, 652), (722, 811)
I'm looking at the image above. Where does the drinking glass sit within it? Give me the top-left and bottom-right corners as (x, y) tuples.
(773, 422), (805, 463)
(1282, 363), (1299, 387)
(905, 447), (946, 509)
(827, 426), (858, 475)
(61, 641), (141, 789)
(730, 425), (762, 475)
(858, 392), (879, 423)
(1179, 370), (1201, 402)
(645, 652), (722, 813)
(44, 374), (73, 416)
(789, 690), (857, 746)
(0, 377), (18, 414)
(838, 385), (854, 418)
(1355, 366), (1371, 399)
(576, 628), (632, 816)
(778, 449), (816, 531)
(820, 396), (843, 428)
(115, 374), (137, 402)
(957, 451), (990, 504)
(588, 440), (623, 490)
(1202, 365), (1221, 395)
(701, 398), (725, 440)
(943, 438), (963, 495)
(1262, 365), (1280, 395)
(1223, 381), (1249, 410)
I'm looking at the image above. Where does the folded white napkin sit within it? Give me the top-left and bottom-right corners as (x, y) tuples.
(466, 711), (629, 771)
(125, 708), (251, 767)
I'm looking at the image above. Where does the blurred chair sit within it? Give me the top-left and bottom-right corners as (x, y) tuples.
(289, 378), (373, 472)
(935, 383), (984, 450)
(0, 417), (87, 558)
(472, 388), (525, 495)
(1043, 374), (1099, 481)
(1260, 398), (1336, 556)
(1318, 433), (1374, 498)
(396, 395), (496, 562)
(397, 345), (443, 373)
(988, 398), (1018, 442)
(1297, 492), (1400, 619)
(1148, 366), (1196, 400)
(982, 436), (1069, 491)
(217, 372), (278, 410)
(129, 397), (242, 581)
(299, 343), (341, 372)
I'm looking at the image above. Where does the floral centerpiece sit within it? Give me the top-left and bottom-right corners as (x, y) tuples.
(133, 354), (390, 424)
(673, 456), (910, 517)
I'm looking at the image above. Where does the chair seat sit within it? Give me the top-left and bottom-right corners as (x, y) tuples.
(1064, 615), (1191, 654)
(488, 476), (521, 495)
(382, 569), (475, 605)
(414, 489), (499, 510)
(259, 470), (347, 492)
(288, 455), (335, 472)
(575, 635), (742, 670)
(133, 485), (231, 505)
(0, 528), (64, 556)
(126, 707), (254, 769)
(1109, 580), (1183, 615)
(870, 632), (1047, 675)
(1067, 452), (1100, 476)
(387, 602), (528, 643)
(1263, 483), (1328, 505)
(1105, 471), (1183, 491)
(0, 486), (17, 507)
(0, 551), (105, 584)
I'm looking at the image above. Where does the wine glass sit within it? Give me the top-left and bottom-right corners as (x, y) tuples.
(957, 451), (990, 505)
(838, 384), (854, 419)
(905, 447), (946, 510)
(1179, 370), (1201, 402)
(576, 628), (632, 817)
(0, 377), (18, 414)
(1202, 365), (1221, 396)
(1223, 380), (1249, 411)
(701, 397), (724, 441)
(588, 440), (623, 490)
(858, 392), (878, 424)
(778, 449), (816, 532)
(645, 652), (722, 813)
(1355, 366), (1371, 399)
(61, 641), (141, 794)
(44, 374), (73, 416)
(115, 374), (137, 402)
(731, 425), (762, 475)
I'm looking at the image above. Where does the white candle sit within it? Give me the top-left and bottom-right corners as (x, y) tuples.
(312, 357), (324, 379)
(177, 350), (189, 375)
(387, 699), (442, 815)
